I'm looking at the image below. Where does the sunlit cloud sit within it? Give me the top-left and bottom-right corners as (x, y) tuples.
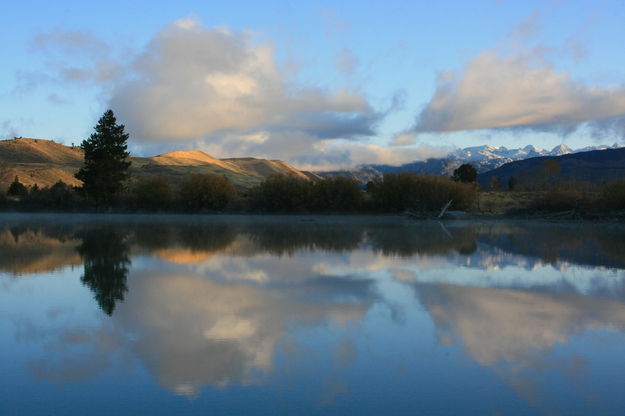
(24, 17), (396, 168)
(412, 51), (625, 135)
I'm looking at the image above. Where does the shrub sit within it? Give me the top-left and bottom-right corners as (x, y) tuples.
(599, 179), (625, 210)
(369, 173), (476, 212)
(311, 177), (363, 212)
(134, 176), (173, 211)
(7, 176), (28, 198)
(178, 174), (237, 211)
(452, 163), (477, 183)
(25, 181), (81, 209)
(528, 189), (585, 212)
(247, 175), (313, 212)
(412, 175), (476, 211)
(47, 181), (81, 208)
(368, 173), (420, 212)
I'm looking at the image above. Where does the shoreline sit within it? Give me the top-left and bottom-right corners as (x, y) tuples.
(0, 210), (624, 223)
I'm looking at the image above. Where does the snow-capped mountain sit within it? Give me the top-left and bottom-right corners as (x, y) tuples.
(317, 143), (619, 183)
(451, 144), (576, 163)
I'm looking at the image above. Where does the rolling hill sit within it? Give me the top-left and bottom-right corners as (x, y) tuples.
(477, 147), (625, 187)
(0, 138), (84, 188)
(0, 138), (320, 190)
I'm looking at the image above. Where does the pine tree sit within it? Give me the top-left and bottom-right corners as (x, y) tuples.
(76, 110), (131, 204)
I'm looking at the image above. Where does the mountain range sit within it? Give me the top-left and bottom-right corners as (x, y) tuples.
(0, 138), (319, 190)
(477, 147), (625, 187)
(318, 144), (619, 183)
(1, 138), (623, 191)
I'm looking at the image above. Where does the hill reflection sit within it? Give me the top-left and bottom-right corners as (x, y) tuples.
(2, 218), (625, 275)
(3, 215), (625, 412)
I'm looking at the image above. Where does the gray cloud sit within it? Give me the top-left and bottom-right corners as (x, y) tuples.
(412, 51), (625, 136)
(31, 29), (111, 56)
(27, 28), (122, 86)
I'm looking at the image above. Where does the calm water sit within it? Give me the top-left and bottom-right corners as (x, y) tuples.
(2, 214), (625, 415)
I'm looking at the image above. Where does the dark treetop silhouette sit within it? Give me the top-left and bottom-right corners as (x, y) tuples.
(77, 228), (130, 316)
(75, 110), (131, 204)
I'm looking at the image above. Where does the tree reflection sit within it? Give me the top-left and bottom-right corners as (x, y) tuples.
(476, 223), (625, 269)
(178, 223), (239, 252)
(77, 228), (130, 315)
(246, 222), (363, 255)
(368, 223), (477, 257)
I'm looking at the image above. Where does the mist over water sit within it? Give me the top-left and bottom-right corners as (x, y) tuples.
(2, 214), (625, 415)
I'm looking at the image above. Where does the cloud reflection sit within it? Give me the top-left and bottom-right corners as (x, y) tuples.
(113, 271), (372, 395)
(413, 282), (625, 403)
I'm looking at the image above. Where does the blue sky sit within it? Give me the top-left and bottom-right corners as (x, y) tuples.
(2, 0), (625, 169)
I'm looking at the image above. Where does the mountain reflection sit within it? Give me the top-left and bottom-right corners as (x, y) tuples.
(0, 226), (81, 275)
(77, 228), (130, 316)
(3, 219), (625, 274)
(4, 216), (625, 406)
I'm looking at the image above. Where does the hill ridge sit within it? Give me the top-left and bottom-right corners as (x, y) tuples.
(477, 147), (625, 186)
(0, 138), (314, 189)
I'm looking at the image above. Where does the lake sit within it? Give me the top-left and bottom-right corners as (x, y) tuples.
(1, 214), (625, 415)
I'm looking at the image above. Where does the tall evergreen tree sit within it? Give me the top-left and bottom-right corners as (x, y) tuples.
(75, 110), (131, 204)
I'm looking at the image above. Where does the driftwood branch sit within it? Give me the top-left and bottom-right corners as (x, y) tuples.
(437, 200), (453, 219)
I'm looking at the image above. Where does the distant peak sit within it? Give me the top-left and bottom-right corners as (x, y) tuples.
(523, 144), (542, 152)
(553, 143), (570, 149)
(550, 144), (572, 154)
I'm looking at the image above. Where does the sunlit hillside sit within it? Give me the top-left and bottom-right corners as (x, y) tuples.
(0, 138), (319, 190)
(0, 138), (84, 188)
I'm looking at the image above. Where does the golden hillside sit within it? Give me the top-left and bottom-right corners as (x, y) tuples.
(0, 138), (84, 188)
(0, 138), (318, 190)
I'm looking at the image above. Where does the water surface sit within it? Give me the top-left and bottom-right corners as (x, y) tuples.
(2, 214), (625, 415)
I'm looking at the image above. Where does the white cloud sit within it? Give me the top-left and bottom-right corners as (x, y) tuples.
(414, 282), (625, 404)
(412, 50), (625, 136)
(109, 17), (378, 145)
(24, 17), (388, 169)
(303, 142), (449, 171)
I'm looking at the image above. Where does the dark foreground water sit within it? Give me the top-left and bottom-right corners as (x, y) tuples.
(1, 214), (625, 415)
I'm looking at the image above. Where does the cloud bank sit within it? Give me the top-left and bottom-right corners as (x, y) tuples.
(413, 51), (625, 136)
(110, 18), (378, 143)
(28, 17), (441, 169)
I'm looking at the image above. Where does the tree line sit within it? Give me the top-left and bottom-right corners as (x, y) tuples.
(1, 170), (480, 214)
(2, 110), (625, 214)
(0, 109), (480, 214)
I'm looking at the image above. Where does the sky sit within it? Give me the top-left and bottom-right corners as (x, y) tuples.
(1, 0), (625, 170)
